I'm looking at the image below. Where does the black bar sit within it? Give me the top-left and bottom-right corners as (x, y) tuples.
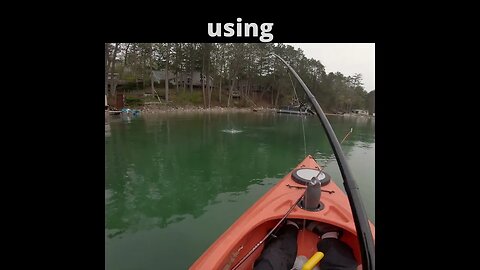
(273, 54), (375, 270)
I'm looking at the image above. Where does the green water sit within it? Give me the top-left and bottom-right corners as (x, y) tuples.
(105, 112), (375, 270)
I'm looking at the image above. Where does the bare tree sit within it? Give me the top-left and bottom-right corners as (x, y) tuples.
(109, 43), (120, 96)
(228, 75), (236, 108)
(217, 43), (226, 104)
(165, 43), (170, 103)
(190, 44), (194, 94)
(173, 43), (181, 93)
(124, 43), (130, 66)
(201, 45), (206, 108)
(218, 76), (222, 104)
(150, 43), (155, 96)
(207, 59), (212, 108)
(105, 43), (109, 95)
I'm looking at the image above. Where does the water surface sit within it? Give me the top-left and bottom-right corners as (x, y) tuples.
(105, 112), (375, 269)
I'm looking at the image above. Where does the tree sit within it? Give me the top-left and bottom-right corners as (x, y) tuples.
(202, 43), (214, 108)
(150, 43), (156, 96)
(226, 43), (245, 107)
(109, 43), (371, 111)
(123, 43), (131, 66)
(165, 43), (170, 103)
(109, 43), (120, 96)
(172, 43), (185, 94)
(351, 73), (364, 88)
(138, 43), (151, 89)
(216, 43), (227, 104)
(201, 44), (207, 108)
(105, 43), (109, 95)
(368, 90), (375, 115)
(185, 43), (200, 94)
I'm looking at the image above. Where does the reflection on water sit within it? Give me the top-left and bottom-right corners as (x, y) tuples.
(221, 128), (243, 134)
(105, 113), (375, 269)
(105, 124), (111, 137)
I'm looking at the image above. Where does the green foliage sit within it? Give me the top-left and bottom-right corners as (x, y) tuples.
(125, 97), (143, 107)
(174, 92), (203, 105)
(109, 43), (371, 111)
(118, 82), (139, 91)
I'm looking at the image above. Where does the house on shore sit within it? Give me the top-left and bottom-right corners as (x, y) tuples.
(151, 70), (176, 84)
(352, 109), (369, 115)
(153, 70), (214, 88)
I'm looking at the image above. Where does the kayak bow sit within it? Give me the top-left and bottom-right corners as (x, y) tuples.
(190, 55), (375, 270)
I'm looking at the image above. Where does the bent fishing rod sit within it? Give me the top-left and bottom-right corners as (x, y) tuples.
(273, 54), (375, 270)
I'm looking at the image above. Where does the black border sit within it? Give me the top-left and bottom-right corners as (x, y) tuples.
(42, 13), (418, 269)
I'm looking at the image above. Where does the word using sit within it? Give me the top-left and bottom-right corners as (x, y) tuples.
(208, 18), (274, 42)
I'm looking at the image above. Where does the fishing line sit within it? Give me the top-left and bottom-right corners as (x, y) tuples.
(286, 66), (308, 236)
(287, 70), (307, 157)
(321, 128), (353, 168)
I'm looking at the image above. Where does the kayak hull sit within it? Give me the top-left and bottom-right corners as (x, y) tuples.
(190, 155), (375, 270)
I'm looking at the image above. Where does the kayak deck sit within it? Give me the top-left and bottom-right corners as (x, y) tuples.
(190, 155), (374, 270)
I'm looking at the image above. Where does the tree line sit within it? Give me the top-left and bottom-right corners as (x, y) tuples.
(105, 43), (373, 113)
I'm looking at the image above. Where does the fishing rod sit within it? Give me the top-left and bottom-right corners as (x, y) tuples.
(273, 54), (375, 270)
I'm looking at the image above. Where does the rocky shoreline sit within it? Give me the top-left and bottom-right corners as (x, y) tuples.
(139, 105), (277, 114)
(112, 104), (370, 117)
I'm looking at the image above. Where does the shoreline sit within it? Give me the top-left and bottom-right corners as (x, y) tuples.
(110, 105), (373, 117)
(138, 105), (277, 114)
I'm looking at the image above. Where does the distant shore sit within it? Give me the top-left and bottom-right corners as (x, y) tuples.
(138, 105), (277, 114)
(108, 104), (374, 118)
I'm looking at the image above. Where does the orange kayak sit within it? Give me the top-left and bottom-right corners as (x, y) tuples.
(190, 155), (375, 270)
